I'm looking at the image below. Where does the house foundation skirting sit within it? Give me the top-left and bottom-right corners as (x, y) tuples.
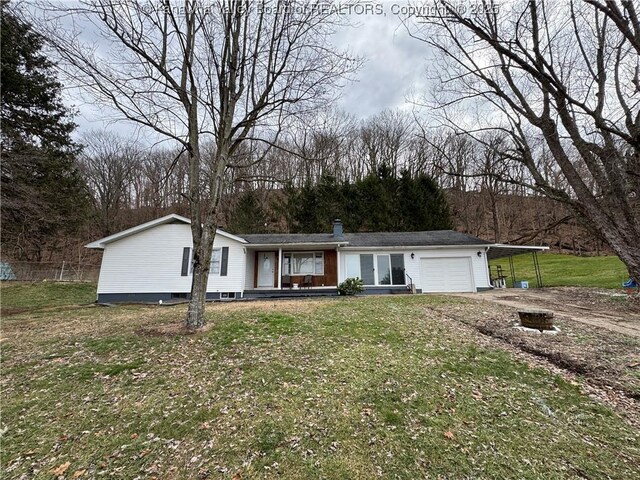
(98, 286), (424, 303)
(244, 288), (339, 299)
(361, 286), (420, 295)
(97, 292), (243, 303)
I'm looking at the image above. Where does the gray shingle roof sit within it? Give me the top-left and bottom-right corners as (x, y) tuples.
(344, 231), (491, 246)
(242, 230), (491, 247)
(241, 233), (338, 244)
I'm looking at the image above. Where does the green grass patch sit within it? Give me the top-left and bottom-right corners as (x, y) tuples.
(490, 253), (628, 289)
(0, 281), (96, 312)
(1, 295), (638, 478)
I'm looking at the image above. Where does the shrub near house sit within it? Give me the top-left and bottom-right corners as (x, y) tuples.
(338, 278), (365, 295)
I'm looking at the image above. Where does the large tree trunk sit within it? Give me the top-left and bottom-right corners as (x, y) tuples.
(596, 219), (640, 284)
(185, 225), (216, 330)
(184, 143), (229, 330)
(186, 256), (209, 330)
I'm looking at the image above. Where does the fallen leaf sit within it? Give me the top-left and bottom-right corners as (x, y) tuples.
(130, 433), (139, 439)
(72, 469), (86, 478)
(51, 461), (71, 476)
(444, 431), (455, 440)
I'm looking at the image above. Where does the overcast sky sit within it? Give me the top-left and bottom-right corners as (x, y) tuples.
(61, 2), (431, 141)
(332, 5), (429, 117)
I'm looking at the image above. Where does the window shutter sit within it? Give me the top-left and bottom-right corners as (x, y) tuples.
(220, 246), (229, 276)
(181, 247), (191, 276)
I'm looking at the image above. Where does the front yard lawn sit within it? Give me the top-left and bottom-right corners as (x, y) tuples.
(1, 295), (638, 478)
(0, 281), (96, 315)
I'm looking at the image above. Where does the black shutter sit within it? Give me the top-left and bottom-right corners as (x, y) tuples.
(220, 247), (229, 276)
(181, 247), (191, 276)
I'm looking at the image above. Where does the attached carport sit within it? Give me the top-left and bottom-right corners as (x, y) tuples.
(486, 245), (549, 288)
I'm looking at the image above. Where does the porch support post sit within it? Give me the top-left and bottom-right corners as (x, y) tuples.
(277, 247), (282, 290)
(336, 246), (341, 285)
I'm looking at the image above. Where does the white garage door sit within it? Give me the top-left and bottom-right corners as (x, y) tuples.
(420, 257), (474, 293)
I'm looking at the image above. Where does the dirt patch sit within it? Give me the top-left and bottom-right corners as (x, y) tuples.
(1, 307), (31, 316)
(432, 294), (640, 406)
(452, 287), (640, 338)
(431, 303), (640, 429)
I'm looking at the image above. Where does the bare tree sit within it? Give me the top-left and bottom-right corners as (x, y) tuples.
(355, 109), (414, 175)
(34, 0), (357, 328)
(408, 0), (640, 281)
(80, 131), (140, 236)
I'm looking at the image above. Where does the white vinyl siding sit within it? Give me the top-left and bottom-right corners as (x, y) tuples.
(96, 224), (246, 294)
(340, 248), (490, 293)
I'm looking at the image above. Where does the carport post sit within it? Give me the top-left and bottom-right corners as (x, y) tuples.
(533, 251), (543, 288)
(508, 256), (516, 287)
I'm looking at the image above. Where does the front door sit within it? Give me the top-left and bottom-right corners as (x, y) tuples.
(257, 252), (275, 288)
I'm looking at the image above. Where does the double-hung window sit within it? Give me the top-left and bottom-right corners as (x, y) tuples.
(209, 248), (222, 274)
(283, 251), (324, 275)
(188, 247), (223, 275)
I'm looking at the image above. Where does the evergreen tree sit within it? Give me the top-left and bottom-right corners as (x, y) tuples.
(228, 189), (268, 234)
(1, 2), (89, 260)
(399, 170), (452, 231)
(354, 166), (396, 231)
(281, 167), (451, 234)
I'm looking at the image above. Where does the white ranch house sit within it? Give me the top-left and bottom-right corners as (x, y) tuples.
(86, 214), (546, 302)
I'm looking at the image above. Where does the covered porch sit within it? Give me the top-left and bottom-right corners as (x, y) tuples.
(244, 244), (340, 295)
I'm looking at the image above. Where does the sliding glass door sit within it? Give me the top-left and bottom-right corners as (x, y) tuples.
(344, 253), (406, 286)
(376, 255), (391, 285)
(359, 254), (375, 285)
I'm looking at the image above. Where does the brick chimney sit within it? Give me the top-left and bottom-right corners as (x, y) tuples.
(332, 219), (344, 239)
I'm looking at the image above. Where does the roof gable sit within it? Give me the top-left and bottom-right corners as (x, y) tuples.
(85, 214), (247, 249)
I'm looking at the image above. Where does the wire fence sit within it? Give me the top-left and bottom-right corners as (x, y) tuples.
(0, 260), (100, 282)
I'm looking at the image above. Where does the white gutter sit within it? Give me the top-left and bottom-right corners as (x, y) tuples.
(487, 244), (549, 251)
(339, 244), (492, 251)
(246, 242), (347, 248)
